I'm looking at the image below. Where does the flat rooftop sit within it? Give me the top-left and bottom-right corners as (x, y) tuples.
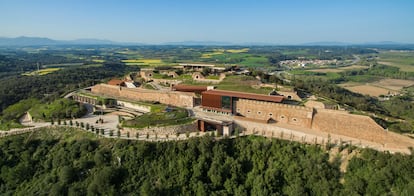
(202, 89), (284, 103)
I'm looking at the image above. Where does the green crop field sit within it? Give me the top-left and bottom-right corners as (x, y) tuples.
(239, 56), (269, 66)
(378, 51), (414, 72)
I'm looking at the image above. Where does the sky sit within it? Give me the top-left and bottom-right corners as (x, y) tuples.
(1, 0), (414, 44)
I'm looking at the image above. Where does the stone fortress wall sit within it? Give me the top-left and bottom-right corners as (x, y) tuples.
(91, 84), (195, 108)
(233, 98), (396, 145)
(312, 109), (411, 147)
(235, 99), (314, 128)
(89, 83), (406, 147)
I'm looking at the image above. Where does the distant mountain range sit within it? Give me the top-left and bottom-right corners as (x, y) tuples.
(0, 36), (412, 46)
(301, 41), (410, 46)
(162, 41), (234, 46)
(0, 36), (141, 46)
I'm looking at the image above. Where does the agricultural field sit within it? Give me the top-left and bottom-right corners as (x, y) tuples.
(201, 48), (249, 58)
(42, 63), (84, 68)
(307, 65), (368, 73)
(239, 56), (269, 66)
(122, 59), (163, 66)
(378, 51), (414, 72)
(92, 59), (105, 63)
(200, 49), (224, 58)
(339, 83), (393, 97)
(226, 48), (249, 53)
(339, 78), (414, 97)
(373, 79), (414, 91)
(22, 68), (60, 76)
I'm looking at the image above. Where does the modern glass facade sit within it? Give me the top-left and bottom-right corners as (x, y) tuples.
(221, 96), (231, 110)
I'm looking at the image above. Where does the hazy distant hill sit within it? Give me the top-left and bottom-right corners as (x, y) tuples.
(0, 36), (141, 46)
(163, 41), (234, 46)
(302, 41), (413, 46)
(301, 41), (352, 46)
(0, 36), (59, 46)
(0, 36), (412, 47)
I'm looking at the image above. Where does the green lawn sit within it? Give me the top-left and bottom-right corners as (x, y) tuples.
(122, 107), (193, 128)
(215, 75), (273, 94)
(29, 99), (87, 121)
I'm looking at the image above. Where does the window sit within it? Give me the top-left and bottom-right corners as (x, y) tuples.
(280, 115), (285, 119)
(269, 113), (273, 116)
(247, 110), (251, 113)
(292, 118), (297, 122)
(221, 96), (231, 110)
(257, 111), (262, 115)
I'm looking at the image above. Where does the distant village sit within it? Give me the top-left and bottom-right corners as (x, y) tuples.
(279, 59), (338, 68)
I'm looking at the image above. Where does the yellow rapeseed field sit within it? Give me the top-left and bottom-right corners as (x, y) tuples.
(22, 68), (61, 76)
(122, 59), (162, 64)
(226, 48), (249, 53)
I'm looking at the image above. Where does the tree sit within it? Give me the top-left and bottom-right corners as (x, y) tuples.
(59, 166), (75, 184)
(201, 67), (211, 76)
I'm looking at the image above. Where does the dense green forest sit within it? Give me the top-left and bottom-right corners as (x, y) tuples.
(0, 128), (413, 195)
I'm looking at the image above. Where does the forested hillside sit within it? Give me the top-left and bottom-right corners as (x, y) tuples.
(0, 128), (413, 195)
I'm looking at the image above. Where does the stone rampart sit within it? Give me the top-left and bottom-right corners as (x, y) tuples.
(91, 84), (195, 107)
(235, 99), (314, 128)
(312, 109), (387, 143)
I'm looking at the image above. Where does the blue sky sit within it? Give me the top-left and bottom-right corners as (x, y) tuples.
(1, 0), (414, 44)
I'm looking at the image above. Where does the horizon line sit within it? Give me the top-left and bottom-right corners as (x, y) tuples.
(1, 36), (414, 46)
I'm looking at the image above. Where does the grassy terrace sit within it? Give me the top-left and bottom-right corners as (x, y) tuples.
(122, 107), (193, 128)
(215, 75), (273, 94)
(181, 75), (274, 94)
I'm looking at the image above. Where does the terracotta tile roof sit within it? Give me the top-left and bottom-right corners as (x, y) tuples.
(202, 89), (284, 103)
